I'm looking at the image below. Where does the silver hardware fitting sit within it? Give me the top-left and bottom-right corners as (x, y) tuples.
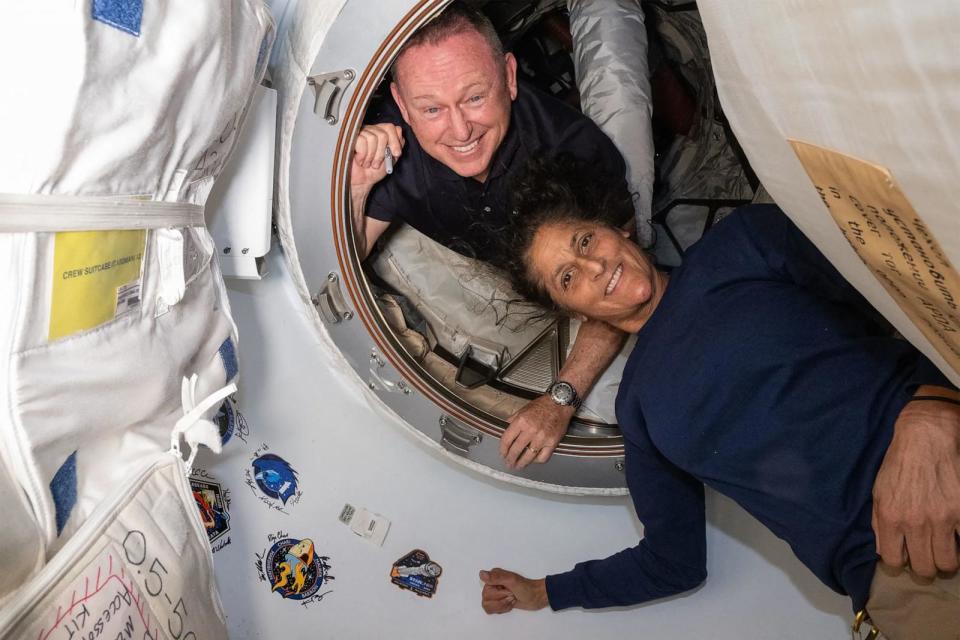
(312, 272), (353, 324)
(614, 459), (625, 473)
(367, 347), (406, 394)
(438, 415), (482, 457)
(307, 69), (356, 125)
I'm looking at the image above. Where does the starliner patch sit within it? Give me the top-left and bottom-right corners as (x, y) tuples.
(244, 443), (302, 514)
(255, 531), (334, 607)
(390, 549), (442, 598)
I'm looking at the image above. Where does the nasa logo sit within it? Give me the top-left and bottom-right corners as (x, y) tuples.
(244, 444), (302, 513)
(189, 470), (231, 553)
(255, 531), (334, 607)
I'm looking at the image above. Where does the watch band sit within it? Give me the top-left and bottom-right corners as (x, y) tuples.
(548, 380), (582, 409)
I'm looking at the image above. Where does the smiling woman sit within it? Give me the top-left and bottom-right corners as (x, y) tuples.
(483, 162), (960, 636)
(505, 156), (667, 331)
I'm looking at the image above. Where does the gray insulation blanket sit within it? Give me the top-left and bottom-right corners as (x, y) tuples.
(568, 0), (655, 247)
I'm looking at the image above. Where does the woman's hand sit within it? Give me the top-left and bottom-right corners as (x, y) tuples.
(500, 396), (572, 469)
(872, 389), (960, 578)
(479, 569), (549, 614)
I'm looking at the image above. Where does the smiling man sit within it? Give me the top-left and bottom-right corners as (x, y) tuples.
(349, 2), (632, 468)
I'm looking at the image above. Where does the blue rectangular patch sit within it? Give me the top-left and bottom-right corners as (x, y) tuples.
(92, 0), (143, 37)
(51, 451), (78, 536)
(219, 337), (239, 382)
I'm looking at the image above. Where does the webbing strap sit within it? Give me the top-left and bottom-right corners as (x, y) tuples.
(0, 193), (204, 232)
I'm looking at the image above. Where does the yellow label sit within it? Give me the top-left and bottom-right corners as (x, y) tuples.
(790, 140), (960, 375)
(49, 230), (146, 340)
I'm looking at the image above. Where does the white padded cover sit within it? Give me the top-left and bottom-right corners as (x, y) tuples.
(0, 454), (227, 640)
(697, 0), (960, 385)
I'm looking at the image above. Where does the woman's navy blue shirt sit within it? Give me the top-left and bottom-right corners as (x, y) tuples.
(545, 205), (953, 612)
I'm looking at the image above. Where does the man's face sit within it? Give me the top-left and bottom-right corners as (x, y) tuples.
(390, 29), (518, 183)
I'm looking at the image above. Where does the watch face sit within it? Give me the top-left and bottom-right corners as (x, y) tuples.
(551, 382), (575, 405)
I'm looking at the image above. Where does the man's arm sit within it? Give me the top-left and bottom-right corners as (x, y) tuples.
(500, 320), (626, 469)
(350, 184), (392, 260)
(350, 123), (404, 259)
(872, 385), (960, 577)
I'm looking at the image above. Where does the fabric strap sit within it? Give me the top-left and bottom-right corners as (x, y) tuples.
(0, 193), (204, 232)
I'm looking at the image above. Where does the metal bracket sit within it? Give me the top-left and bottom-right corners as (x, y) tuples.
(438, 415), (482, 457)
(455, 345), (501, 390)
(307, 69), (356, 125)
(312, 272), (353, 324)
(367, 348), (413, 395)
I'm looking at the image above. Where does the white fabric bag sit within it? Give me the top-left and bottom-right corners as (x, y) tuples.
(0, 0), (274, 608)
(0, 453), (227, 640)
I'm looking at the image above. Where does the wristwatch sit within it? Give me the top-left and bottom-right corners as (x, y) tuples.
(547, 380), (582, 409)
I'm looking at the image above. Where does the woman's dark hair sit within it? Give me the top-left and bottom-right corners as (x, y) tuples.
(499, 154), (635, 312)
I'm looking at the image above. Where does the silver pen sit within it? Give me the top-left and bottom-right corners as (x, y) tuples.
(384, 147), (394, 175)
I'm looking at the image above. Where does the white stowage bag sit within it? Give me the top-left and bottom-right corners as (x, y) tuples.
(0, 0), (274, 632)
(0, 454), (225, 640)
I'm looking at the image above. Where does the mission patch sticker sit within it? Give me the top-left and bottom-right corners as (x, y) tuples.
(255, 531), (334, 607)
(189, 469), (231, 553)
(390, 549), (442, 598)
(244, 443), (301, 514)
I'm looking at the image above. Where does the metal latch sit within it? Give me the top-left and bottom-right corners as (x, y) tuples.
(438, 415), (482, 456)
(312, 272), (353, 324)
(307, 69), (355, 125)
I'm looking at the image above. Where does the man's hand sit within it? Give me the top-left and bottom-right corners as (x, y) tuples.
(500, 395), (574, 469)
(479, 569), (549, 614)
(351, 123), (404, 188)
(872, 390), (960, 578)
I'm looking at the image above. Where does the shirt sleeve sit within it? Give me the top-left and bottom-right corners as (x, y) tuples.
(544, 424), (707, 610)
(365, 180), (398, 222)
(739, 204), (956, 391)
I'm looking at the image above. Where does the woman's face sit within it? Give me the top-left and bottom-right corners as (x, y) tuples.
(526, 220), (665, 331)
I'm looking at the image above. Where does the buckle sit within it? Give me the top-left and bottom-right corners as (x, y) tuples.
(852, 610), (880, 640)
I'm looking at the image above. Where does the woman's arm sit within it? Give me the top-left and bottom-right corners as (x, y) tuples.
(481, 434), (708, 612)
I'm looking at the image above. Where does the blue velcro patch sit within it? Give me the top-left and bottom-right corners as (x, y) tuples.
(50, 452), (78, 536)
(92, 0), (143, 37)
(219, 337), (239, 382)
